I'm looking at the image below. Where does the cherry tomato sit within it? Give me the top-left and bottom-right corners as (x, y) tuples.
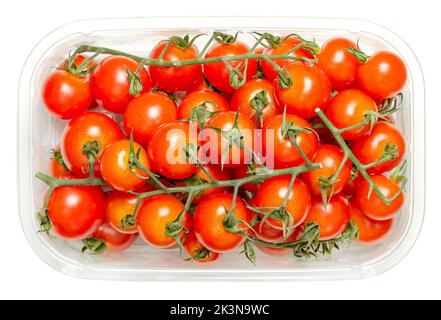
(274, 61), (331, 119)
(351, 122), (405, 174)
(256, 228), (301, 257)
(230, 78), (279, 127)
(47, 185), (105, 239)
(356, 174), (404, 221)
(88, 222), (138, 254)
(325, 89), (378, 140)
(304, 195), (351, 240)
(184, 231), (221, 263)
(343, 174), (363, 197)
(193, 193), (249, 253)
(310, 117), (338, 146)
(137, 194), (188, 248)
(123, 92), (177, 147)
(230, 165), (261, 194)
(317, 38), (361, 90)
(177, 90), (229, 124)
(262, 114), (318, 169)
(254, 175), (311, 230)
(42, 70), (92, 119)
(203, 40), (258, 93)
(350, 199), (393, 244)
(301, 144), (352, 197)
(49, 148), (76, 179)
(149, 39), (201, 92)
(105, 191), (140, 234)
(148, 121), (198, 180)
(91, 56), (152, 113)
(253, 218), (286, 243)
(357, 51), (407, 100)
(188, 73), (211, 92)
(261, 36), (313, 82)
(61, 112), (124, 177)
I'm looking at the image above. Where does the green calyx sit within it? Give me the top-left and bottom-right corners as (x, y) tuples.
(249, 90), (270, 127)
(82, 238), (107, 255)
(213, 32), (239, 45)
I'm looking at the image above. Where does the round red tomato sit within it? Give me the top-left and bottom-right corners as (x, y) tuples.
(252, 218), (286, 243)
(230, 165), (262, 194)
(357, 51), (407, 100)
(304, 195), (351, 240)
(61, 112), (124, 177)
(105, 191), (140, 234)
(256, 228), (301, 257)
(86, 222), (138, 254)
(149, 39), (201, 92)
(343, 174), (363, 197)
(91, 56), (152, 113)
(325, 89), (378, 140)
(47, 185), (105, 239)
(193, 193), (250, 253)
(356, 174), (404, 221)
(123, 92), (177, 147)
(254, 175), (311, 230)
(184, 231), (221, 263)
(317, 38), (361, 90)
(230, 78), (279, 127)
(203, 40), (258, 93)
(274, 61), (331, 119)
(49, 148), (76, 179)
(351, 122), (405, 174)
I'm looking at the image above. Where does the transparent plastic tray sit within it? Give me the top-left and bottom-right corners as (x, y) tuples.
(18, 17), (425, 280)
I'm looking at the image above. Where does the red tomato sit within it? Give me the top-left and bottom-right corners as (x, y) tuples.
(230, 165), (261, 194)
(357, 51), (407, 100)
(137, 194), (188, 248)
(177, 90), (229, 121)
(88, 222), (138, 254)
(350, 199), (393, 244)
(61, 112), (124, 177)
(261, 37), (313, 82)
(193, 193), (250, 253)
(343, 174), (364, 197)
(42, 70), (92, 119)
(149, 39), (201, 92)
(123, 92), (177, 147)
(188, 73), (211, 92)
(262, 114), (319, 169)
(274, 61), (331, 119)
(105, 191), (140, 234)
(230, 78), (279, 127)
(49, 148), (76, 179)
(47, 185), (105, 239)
(253, 218), (286, 243)
(356, 174), (404, 221)
(301, 144), (352, 197)
(325, 89), (378, 140)
(184, 231), (221, 263)
(203, 41), (258, 93)
(254, 175), (311, 230)
(317, 38), (361, 90)
(304, 195), (351, 240)
(148, 121), (198, 180)
(310, 117), (338, 146)
(91, 56), (152, 113)
(256, 228), (301, 257)
(100, 139), (150, 192)
(351, 122), (405, 174)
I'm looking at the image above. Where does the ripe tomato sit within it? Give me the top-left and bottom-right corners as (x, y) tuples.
(91, 56), (152, 113)
(203, 41), (258, 93)
(256, 228), (301, 257)
(274, 61), (331, 119)
(47, 185), (105, 239)
(253, 218), (286, 243)
(42, 70), (92, 119)
(310, 117), (338, 146)
(260, 36), (313, 82)
(317, 38), (361, 90)
(357, 51), (407, 100)
(343, 174), (363, 197)
(325, 89), (378, 140)
(201, 111), (255, 168)
(61, 112), (124, 177)
(101, 139), (150, 192)
(230, 78), (279, 127)
(49, 148), (76, 179)
(262, 114), (319, 169)
(177, 90), (229, 124)
(356, 174), (404, 221)
(184, 231), (221, 263)
(123, 92), (177, 147)
(301, 144), (352, 197)
(193, 193), (250, 253)
(351, 122), (405, 174)
(188, 73), (211, 92)
(87, 222), (138, 254)
(137, 194), (188, 248)
(254, 175), (311, 230)
(230, 165), (261, 194)
(149, 39), (201, 92)
(105, 191), (140, 234)
(148, 121), (198, 180)
(350, 199), (393, 243)
(304, 195), (351, 240)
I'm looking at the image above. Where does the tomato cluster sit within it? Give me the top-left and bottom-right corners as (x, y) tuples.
(38, 32), (408, 262)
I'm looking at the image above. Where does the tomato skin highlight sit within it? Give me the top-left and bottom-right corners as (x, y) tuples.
(356, 175), (404, 221)
(43, 70), (92, 119)
(47, 186), (106, 240)
(105, 191), (140, 234)
(123, 92), (177, 148)
(91, 56), (152, 113)
(91, 222), (138, 254)
(61, 112), (124, 177)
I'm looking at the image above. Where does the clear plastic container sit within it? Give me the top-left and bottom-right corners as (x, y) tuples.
(18, 17), (425, 280)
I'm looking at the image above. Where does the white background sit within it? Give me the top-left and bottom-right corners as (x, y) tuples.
(1, 0), (438, 299)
